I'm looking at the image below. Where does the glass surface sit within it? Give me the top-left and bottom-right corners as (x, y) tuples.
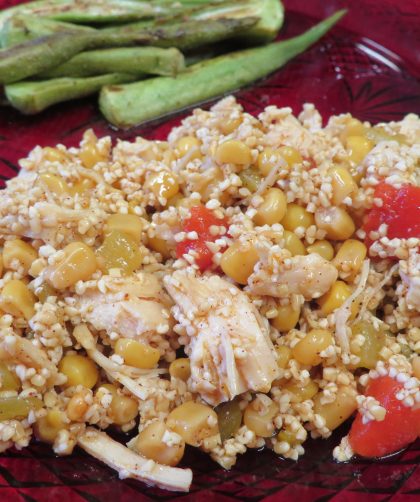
(0, 0), (419, 499)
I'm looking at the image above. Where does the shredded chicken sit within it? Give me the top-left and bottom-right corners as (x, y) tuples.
(78, 428), (192, 492)
(164, 271), (279, 406)
(73, 273), (173, 356)
(248, 252), (338, 300)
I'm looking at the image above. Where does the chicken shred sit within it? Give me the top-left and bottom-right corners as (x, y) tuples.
(164, 270), (279, 406)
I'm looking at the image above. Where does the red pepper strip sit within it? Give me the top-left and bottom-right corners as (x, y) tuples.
(176, 205), (228, 271)
(363, 183), (420, 251)
(348, 375), (420, 458)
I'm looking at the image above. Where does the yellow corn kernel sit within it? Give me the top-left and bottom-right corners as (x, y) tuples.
(282, 203), (314, 231)
(341, 118), (366, 142)
(315, 207), (355, 240)
(176, 136), (202, 160)
(254, 188), (287, 226)
(97, 383), (118, 396)
(70, 178), (96, 195)
(43, 147), (68, 163)
(35, 283), (56, 303)
(350, 321), (386, 369)
(29, 258), (46, 278)
(219, 117), (242, 135)
(172, 195), (200, 209)
(272, 304), (300, 332)
(106, 214), (143, 243)
(134, 421), (185, 467)
(243, 399), (277, 437)
(279, 146), (303, 166)
(59, 354), (98, 389)
(346, 135), (374, 165)
(215, 140), (252, 166)
(313, 386), (357, 431)
(307, 240), (334, 261)
(333, 239), (367, 279)
(38, 173), (69, 195)
(283, 230), (306, 256)
(97, 230), (143, 275)
(275, 345), (292, 369)
(3, 239), (37, 274)
(0, 280), (36, 320)
(257, 148), (282, 176)
(109, 394), (138, 425)
(277, 429), (300, 446)
(239, 168), (262, 192)
(35, 409), (66, 443)
(284, 379), (319, 403)
(145, 171), (179, 201)
(79, 142), (106, 168)
(47, 242), (97, 290)
(66, 389), (90, 421)
(412, 356), (420, 379)
(366, 126), (407, 145)
(220, 241), (259, 285)
(0, 362), (20, 391)
(148, 236), (172, 259)
(167, 401), (219, 447)
(329, 165), (358, 205)
(169, 358), (191, 381)
(317, 281), (355, 316)
(114, 338), (160, 370)
(292, 329), (333, 366)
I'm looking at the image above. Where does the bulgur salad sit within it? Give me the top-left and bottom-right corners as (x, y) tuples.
(0, 96), (418, 492)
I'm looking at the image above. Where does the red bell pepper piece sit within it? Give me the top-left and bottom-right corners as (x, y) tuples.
(348, 375), (420, 458)
(176, 205), (228, 271)
(363, 183), (420, 250)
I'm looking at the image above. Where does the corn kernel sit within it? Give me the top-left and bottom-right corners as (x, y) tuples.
(277, 429), (299, 446)
(254, 188), (287, 226)
(109, 394), (138, 425)
(167, 401), (219, 446)
(329, 165), (357, 205)
(333, 239), (367, 278)
(272, 304), (300, 332)
(315, 207), (355, 240)
(0, 280), (36, 320)
(176, 136), (201, 160)
(0, 362), (20, 392)
(148, 236), (172, 259)
(284, 379), (319, 403)
(3, 239), (37, 274)
(346, 135), (374, 165)
(38, 173), (69, 195)
(220, 241), (259, 285)
(43, 147), (68, 163)
(292, 329), (333, 366)
(67, 389), (90, 421)
(145, 171), (179, 201)
(313, 386), (357, 431)
(283, 230), (306, 256)
(97, 231), (143, 275)
(35, 409), (66, 443)
(59, 354), (98, 389)
(341, 118), (366, 142)
(215, 140), (252, 166)
(106, 214), (143, 243)
(317, 281), (357, 317)
(307, 240), (334, 261)
(79, 142), (106, 168)
(243, 400), (277, 437)
(47, 242), (97, 289)
(275, 345), (292, 369)
(114, 338), (160, 369)
(219, 117), (242, 135)
(278, 146), (302, 167)
(134, 421), (185, 467)
(169, 358), (191, 381)
(282, 203), (314, 231)
(70, 178), (96, 195)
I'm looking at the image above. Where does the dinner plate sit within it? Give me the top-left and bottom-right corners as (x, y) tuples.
(0, 0), (419, 500)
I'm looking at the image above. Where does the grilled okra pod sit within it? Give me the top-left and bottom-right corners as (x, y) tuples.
(99, 10), (346, 128)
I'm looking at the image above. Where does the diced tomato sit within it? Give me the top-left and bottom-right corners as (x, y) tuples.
(176, 205), (228, 272)
(348, 375), (420, 458)
(363, 183), (420, 251)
